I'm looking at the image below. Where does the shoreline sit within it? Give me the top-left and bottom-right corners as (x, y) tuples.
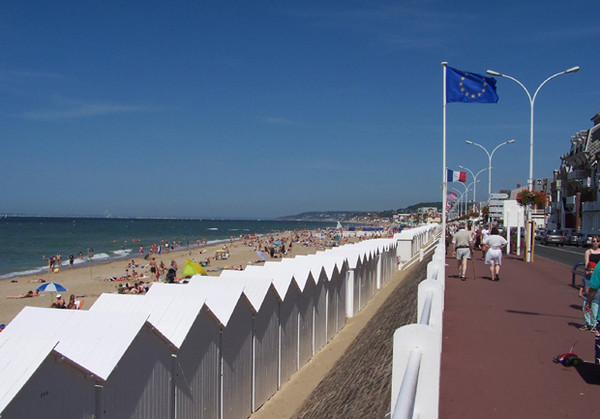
(0, 229), (363, 326)
(0, 236), (238, 282)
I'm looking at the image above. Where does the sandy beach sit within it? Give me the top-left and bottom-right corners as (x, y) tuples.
(0, 229), (364, 326)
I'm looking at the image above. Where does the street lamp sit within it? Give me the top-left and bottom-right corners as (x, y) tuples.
(465, 139), (516, 202)
(485, 66), (580, 190)
(450, 188), (465, 218)
(459, 165), (487, 211)
(455, 180), (480, 216)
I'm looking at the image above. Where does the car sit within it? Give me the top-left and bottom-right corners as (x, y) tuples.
(578, 233), (596, 247)
(534, 228), (546, 241)
(566, 232), (583, 246)
(541, 229), (565, 246)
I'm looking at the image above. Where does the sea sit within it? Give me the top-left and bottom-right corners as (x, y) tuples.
(0, 217), (337, 280)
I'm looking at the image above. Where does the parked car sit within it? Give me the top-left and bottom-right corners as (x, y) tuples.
(566, 232), (583, 246)
(535, 228), (546, 241)
(541, 229), (565, 246)
(579, 233), (597, 247)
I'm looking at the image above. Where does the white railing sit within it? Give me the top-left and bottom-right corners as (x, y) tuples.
(390, 237), (445, 419)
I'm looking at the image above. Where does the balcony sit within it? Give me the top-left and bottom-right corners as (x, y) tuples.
(567, 169), (590, 181)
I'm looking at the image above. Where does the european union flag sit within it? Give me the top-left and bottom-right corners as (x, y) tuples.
(446, 66), (498, 103)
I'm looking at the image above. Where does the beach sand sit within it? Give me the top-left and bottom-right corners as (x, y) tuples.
(0, 230), (362, 326)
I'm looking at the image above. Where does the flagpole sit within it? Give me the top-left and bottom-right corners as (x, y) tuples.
(442, 62), (448, 241)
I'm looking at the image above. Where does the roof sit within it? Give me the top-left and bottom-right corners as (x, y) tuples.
(1, 307), (149, 381)
(89, 293), (206, 349)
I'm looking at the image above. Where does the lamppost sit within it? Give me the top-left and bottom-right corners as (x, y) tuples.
(485, 67), (580, 191)
(455, 180), (480, 216)
(459, 165), (487, 211)
(465, 139), (516, 202)
(450, 188), (464, 218)
(486, 66), (579, 262)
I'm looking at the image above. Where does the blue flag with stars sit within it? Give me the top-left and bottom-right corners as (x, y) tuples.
(446, 66), (498, 103)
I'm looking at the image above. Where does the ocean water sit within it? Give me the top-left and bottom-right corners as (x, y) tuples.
(0, 217), (335, 280)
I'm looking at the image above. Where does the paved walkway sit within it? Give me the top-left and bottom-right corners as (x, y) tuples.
(440, 251), (600, 418)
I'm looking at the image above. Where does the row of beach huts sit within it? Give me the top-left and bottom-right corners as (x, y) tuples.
(0, 225), (438, 419)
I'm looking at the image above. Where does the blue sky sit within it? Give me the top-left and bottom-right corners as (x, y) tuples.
(1, 1), (598, 219)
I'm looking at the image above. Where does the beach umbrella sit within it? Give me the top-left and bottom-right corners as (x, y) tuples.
(182, 259), (207, 277)
(36, 282), (67, 293)
(256, 250), (268, 262)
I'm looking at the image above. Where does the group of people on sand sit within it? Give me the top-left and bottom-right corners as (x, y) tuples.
(450, 222), (507, 281)
(43, 252), (84, 272)
(116, 281), (149, 294)
(50, 294), (84, 309)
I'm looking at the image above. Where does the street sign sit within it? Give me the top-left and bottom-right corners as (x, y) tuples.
(489, 206), (504, 213)
(490, 193), (509, 199)
(489, 200), (505, 206)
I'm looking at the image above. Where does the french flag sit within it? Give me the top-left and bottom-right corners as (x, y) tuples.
(447, 169), (466, 182)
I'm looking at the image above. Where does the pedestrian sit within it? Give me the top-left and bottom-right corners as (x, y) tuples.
(482, 227), (507, 281)
(579, 262), (599, 331)
(451, 222), (473, 280)
(583, 264), (600, 363)
(69, 254), (75, 268)
(481, 224), (491, 260)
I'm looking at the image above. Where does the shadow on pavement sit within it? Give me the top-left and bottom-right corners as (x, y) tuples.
(575, 362), (600, 385)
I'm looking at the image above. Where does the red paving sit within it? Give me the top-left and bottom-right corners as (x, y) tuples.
(440, 251), (600, 418)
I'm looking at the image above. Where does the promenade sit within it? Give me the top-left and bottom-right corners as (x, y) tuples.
(440, 250), (600, 418)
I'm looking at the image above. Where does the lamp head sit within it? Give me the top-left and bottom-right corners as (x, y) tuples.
(507, 139), (516, 144)
(486, 70), (502, 76)
(565, 66), (580, 74)
(465, 140), (474, 145)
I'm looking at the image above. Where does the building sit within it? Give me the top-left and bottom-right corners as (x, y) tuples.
(553, 113), (600, 232)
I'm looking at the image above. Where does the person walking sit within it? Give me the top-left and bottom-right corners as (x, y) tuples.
(580, 235), (600, 330)
(482, 227), (507, 281)
(451, 222), (473, 280)
(480, 224), (491, 260)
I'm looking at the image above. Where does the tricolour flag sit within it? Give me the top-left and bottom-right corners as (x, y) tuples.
(446, 66), (498, 103)
(447, 169), (466, 182)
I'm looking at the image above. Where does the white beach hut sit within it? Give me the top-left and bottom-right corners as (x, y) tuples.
(0, 307), (172, 419)
(201, 275), (253, 419)
(249, 261), (300, 389)
(0, 336), (95, 419)
(219, 269), (280, 413)
(89, 290), (220, 419)
(285, 256), (317, 367)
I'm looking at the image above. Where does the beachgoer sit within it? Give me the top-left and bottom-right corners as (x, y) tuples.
(51, 294), (66, 309)
(67, 294), (77, 309)
(56, 252), (62, 268)
(149, 257), (158, 280)
(452, 222), (473, 280)
(6, 290), (39, 299)
(69, 254), (74, 268)
(482, 227), (507, 281)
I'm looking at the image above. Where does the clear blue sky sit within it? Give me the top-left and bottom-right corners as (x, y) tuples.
(1, 1), (598, 219)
